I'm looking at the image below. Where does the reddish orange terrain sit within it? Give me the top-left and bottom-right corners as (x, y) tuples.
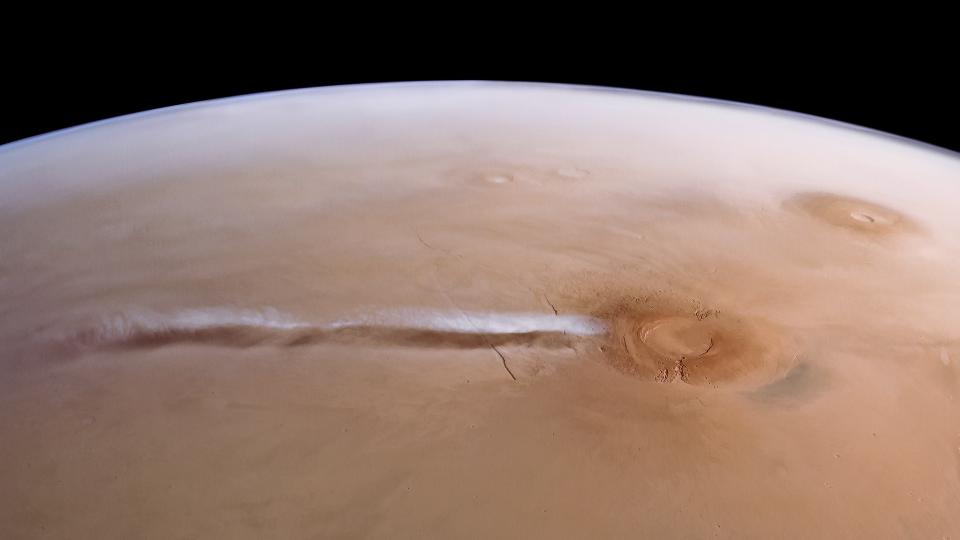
(2, 82), (959, 539)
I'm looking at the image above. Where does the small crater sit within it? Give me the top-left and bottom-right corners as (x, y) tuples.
(451, 164), (591, 189)
(485, 173), (513, 185)
(785, 192), (922, 238)
(449, 167), (519, 188)
(556, 167), (589, 179)
(849, 211), (878, 224)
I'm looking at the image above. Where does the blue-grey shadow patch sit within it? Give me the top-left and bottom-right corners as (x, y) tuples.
(746, 362), (829, 406)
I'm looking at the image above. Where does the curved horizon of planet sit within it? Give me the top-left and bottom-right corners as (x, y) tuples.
(2, 80), (958, 161)
(3, 81), (960, 538)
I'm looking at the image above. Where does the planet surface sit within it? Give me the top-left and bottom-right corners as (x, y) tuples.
(2, 81), (960, 538)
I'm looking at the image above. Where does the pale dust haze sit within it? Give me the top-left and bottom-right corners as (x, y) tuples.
(2, 82), (960, 538)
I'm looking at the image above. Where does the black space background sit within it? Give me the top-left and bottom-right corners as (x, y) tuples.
(3, 49), (957, 154)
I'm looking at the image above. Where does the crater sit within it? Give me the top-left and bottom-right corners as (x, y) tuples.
(556, 167), (589, 179)
(597, 303), (799, 389)
(484, 173), (514, 185)
(640, 317), (715, 359)
(450, 163), (592, 189)
(785, 192), (922, 238)
(449, 166), (519, 188)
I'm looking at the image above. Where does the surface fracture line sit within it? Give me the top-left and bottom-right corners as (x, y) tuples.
(429, 268), (518, 382)
(544, 295), (559, 316)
